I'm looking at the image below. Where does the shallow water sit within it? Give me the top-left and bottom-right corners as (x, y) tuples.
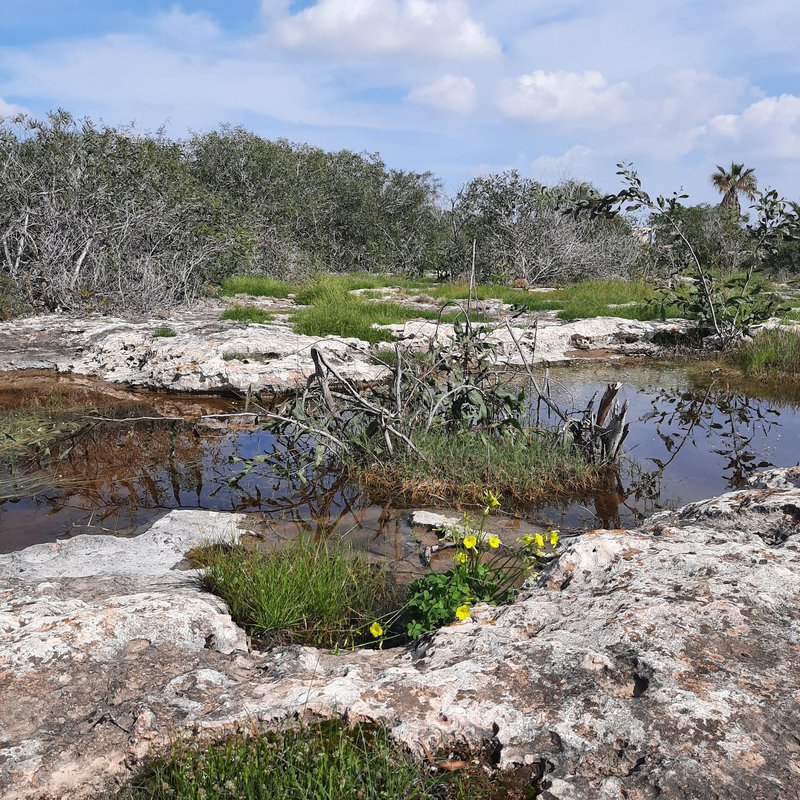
(1, 365), (799, 554)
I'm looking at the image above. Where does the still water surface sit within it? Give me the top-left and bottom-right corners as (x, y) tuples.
(1, 365), (798, 554)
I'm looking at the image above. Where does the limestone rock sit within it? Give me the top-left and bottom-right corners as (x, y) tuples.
(2, 476), (799, 798)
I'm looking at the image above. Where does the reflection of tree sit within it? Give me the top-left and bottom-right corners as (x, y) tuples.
(639, 383), (778, 485)
(598, 382), (782, 528)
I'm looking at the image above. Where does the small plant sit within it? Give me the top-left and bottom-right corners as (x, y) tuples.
(370, 493), (560, 645)
(220, 305), (274, 324)
(152, 325), (176, 337)
(194, 538), (394, 649)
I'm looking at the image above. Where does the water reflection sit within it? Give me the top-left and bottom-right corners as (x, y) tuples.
(2, 366), (799, 551)
(532, 364), (800, 531)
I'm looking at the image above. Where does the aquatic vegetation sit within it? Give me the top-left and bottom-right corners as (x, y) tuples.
(726, 328), (800, 379)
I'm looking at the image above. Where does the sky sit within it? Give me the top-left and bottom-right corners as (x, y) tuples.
(1, 0), (798, 202)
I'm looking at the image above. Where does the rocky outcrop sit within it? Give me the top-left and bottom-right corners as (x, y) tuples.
(0, 314), (384, 395)
(2, 472), (799, 799)
(384, 316), (691, 364)
(0, 310), (690, 395)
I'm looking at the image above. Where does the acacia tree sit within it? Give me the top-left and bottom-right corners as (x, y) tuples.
(711, 162), (758, 217)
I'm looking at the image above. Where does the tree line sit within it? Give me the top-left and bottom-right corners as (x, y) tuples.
(0, 111), (797, 316)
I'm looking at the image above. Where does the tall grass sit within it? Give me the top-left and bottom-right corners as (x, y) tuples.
(194, 539), (394, 648)
(429, 279), (671, 320)
(727, 328), (800, 379)
(115, 722), (511, 800)
(291, 277), (487, 343)
(354, 428), (602, 508)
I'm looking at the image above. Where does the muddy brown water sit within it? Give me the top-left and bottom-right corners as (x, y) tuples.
(1, 366), (799, 560)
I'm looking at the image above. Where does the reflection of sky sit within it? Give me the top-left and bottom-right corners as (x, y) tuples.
(525, 364), (800, 531)
(3, 365), (800, 550)
(0, 422), (363, 552)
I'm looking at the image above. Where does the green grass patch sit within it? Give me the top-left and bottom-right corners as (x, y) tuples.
(220, 305), (274, 324)
(726, 328), (800, 379)
(291, 277), (488, 343)
(192, 538), (394, 649)
(153, 326), (176, 337)
(115, 721), (530, 800)
(354, 428), (602, 509)
(429, 279), (677, 321)
(220, 275), (295, 299)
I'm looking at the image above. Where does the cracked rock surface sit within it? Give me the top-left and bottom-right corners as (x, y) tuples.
(0, 311), (690, 395)
(1, 472), (799, 799)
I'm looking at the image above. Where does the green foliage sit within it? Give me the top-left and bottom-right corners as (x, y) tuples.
(726, 328), (800, 379)
(429, 279), (673, 320)
(194, 539), (394, 649)
(220, 275), (294, 298)
(152, 326), (177, 337)
(115, 721), (519, 800)
(290, 277), (486, 343)
(219, 305), (274, 324)
(572, 163), (800, 344)
(371, 496), (559, 641)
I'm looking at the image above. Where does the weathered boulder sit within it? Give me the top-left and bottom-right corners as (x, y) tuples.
(1, 473), (799, 799)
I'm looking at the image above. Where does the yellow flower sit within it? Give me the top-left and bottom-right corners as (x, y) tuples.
(463, 535), (477, 550)
(488, 535), (501, 549)
(370, 621), (383, 638)
(483, 490), (501, 508)
(550, 530), (560, 547)
(534, 533), (544, 549)
(519, 533), (535, 546)
(454, 551), (468, 564)
(455, 605), (471, 620)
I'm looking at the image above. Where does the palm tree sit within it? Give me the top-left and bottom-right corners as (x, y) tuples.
(711, 162), (758, 217)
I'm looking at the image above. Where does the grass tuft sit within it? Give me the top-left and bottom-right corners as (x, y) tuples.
(153, 326), (177, 337)
(193, 538), (394, 649)
(353, 428), (602, 509)
(726, 328), (800, 379)
(115, 721), (528, 800)
(220, 305), (274, 324)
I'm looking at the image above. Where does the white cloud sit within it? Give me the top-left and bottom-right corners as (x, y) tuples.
(497, 70), (627, 127)
(152, 8), (221, 44)
(0, 96), (24, 117)
(273, 0), (501, 61)
(407, 74), (475, 114)
(707, 94), (800, 160)
(532, 144), (594, 180)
